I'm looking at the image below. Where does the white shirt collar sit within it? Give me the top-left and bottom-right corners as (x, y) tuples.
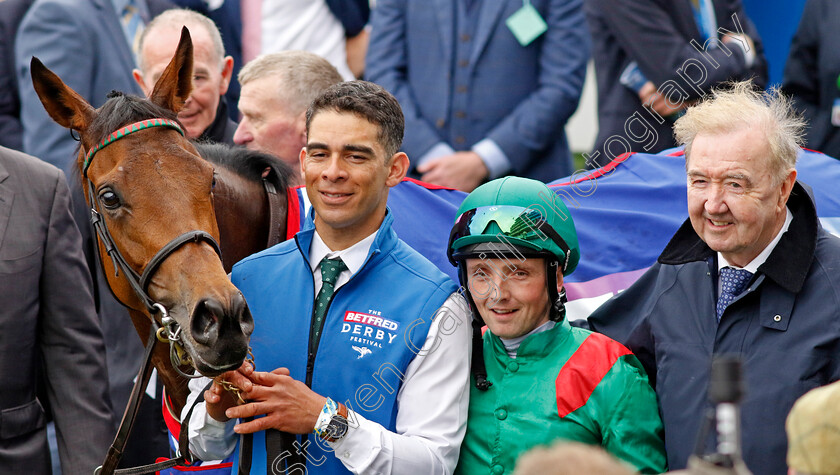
(718, 207), (793, 274)
(309, 230), (377, 277)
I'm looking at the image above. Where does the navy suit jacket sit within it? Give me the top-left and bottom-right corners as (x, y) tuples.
(16, 0), (169, 173)
(783, 0), (840, 159)
(366, 0), (589, 182)
(585, 0), (767, 164)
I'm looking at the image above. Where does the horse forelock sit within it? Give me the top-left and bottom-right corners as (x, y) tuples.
(195, 142), (295, 194)
(88, 93), (179, 146)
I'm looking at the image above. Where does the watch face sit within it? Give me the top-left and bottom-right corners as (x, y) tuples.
(326, 415), (349, 441)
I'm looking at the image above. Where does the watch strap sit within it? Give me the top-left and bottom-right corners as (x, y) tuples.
(314, 398), (349, 442)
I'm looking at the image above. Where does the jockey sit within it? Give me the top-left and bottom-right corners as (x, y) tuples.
(447, 176), (667, 474)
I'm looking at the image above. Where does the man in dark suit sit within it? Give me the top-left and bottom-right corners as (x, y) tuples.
(16, 0), (173, 173)
(0, 0), (34, 151)
(0, 146), (113, 475)
(15, 0), (174, 466)
(782, 0), (840, 160)
(366, 0), (589, 190)
(584, 0), (767, 168)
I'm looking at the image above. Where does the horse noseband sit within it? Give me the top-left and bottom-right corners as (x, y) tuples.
(139, 230), (222, 293)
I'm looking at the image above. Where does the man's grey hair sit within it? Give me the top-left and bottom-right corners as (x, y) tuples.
(674, 81), (806, 184)
(238, 51), (344, 116)
(137, 9), (225, 73)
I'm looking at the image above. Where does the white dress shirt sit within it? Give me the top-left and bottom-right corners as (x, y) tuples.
(185, 229), (472, 474)
(259, 0), (355, 80)
(308, 230), (375, 294)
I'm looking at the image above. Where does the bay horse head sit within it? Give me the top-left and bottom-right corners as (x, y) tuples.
(28, 28), (253, 382)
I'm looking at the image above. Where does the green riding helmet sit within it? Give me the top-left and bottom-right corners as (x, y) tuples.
(447, 176), (580, 275)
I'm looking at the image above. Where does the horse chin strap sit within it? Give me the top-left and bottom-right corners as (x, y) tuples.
(95, 317), (200, 475)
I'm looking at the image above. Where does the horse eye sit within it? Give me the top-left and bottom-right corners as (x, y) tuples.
(99, 189), (121, 209)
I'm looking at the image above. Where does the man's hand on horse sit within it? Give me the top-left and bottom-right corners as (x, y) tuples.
(225, 367), (326, 435)
(204, 361), (255, 422)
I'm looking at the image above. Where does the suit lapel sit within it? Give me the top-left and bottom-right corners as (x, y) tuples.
(433, 0), (454, 70)
(93, 0), (139, 72)
(0, 161), (13, 250)
(469, 0), (508, 66)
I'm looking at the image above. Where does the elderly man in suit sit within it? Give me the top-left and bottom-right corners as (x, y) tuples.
(232, 50), (344, 180)
(0, 146), (113, 474)
(133, 8), (237, 144)
(15, 0), (175, 466)
(365, 0), (589, 191)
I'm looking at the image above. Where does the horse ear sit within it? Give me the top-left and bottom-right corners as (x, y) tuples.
(150, 26), (194, 113)
(30, 57), (96, 132)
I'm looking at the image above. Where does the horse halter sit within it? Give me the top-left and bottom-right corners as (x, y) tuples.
(83, 118), (222, 373)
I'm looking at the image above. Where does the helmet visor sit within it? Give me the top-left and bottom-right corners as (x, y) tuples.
(449, 205), (571, 269)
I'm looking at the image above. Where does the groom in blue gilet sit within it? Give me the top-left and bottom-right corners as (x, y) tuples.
(184, 80), (471, 475)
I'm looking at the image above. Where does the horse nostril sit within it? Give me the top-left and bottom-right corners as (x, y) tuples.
(232, 292), (254, 335)
(191, 295), (252, 348)
(191, 298), (223, 346)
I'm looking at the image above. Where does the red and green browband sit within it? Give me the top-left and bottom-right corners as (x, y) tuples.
(83, 118), (184, 175)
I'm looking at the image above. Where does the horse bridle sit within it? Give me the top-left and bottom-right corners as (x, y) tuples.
(83, 119), (223, 475)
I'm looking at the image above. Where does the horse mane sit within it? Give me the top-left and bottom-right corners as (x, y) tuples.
(194, 142), (295, 194)
(88, 91), (179, 144)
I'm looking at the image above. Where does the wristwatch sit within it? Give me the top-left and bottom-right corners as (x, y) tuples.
(314, 397), (350, 443)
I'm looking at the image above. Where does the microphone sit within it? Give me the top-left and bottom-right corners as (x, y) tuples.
(682, 355), (753, 474)
(707, 355), (745, 465)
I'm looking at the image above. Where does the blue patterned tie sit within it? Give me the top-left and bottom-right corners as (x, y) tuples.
(716, 267), (753, 322)
(121, 0), (144, 57)
(690, 0), (718, 45)
(310, 257), (348, 353)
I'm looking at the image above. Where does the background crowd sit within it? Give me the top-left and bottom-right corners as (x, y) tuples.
(2, 0), (840, 474)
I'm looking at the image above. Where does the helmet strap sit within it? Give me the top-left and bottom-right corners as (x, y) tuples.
(456, 264), (493, 391)
(553, 287), (568, 322)
(546, 260), (566, 322)
(470, 320), (492, 391)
